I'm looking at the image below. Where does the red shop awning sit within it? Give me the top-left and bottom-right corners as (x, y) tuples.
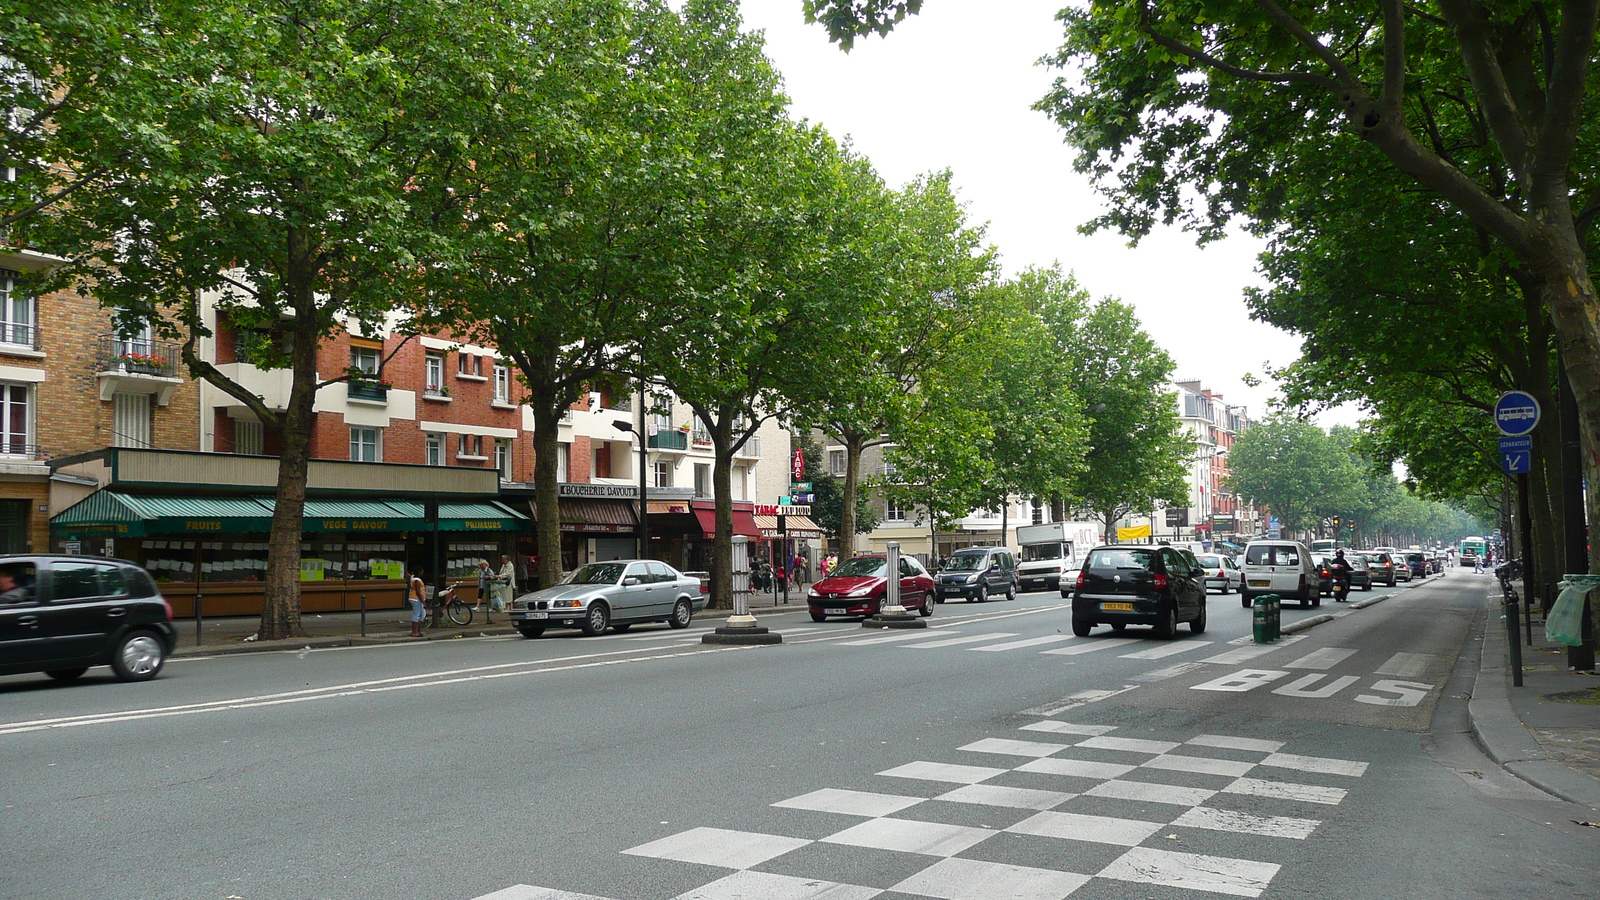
(692, 506), (761, 540)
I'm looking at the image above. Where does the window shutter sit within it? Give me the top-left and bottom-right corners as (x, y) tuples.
(112, 392), (152, 448)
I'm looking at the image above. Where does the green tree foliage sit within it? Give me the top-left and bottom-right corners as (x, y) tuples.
(802, 0), (924, 50)
(795, 432), (879, 545)
(19, 0), (519, 638)
(1226, 416), (1364, 536)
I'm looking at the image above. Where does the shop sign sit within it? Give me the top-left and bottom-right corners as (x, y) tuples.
(184, 520), (224, 531)
(754, 504), (779, 516)
(558, 483), (639, 499)
(791, 448), (804, 480)
(566, 523), (624, 533)
(460, 520), (506, 530)
(320, 519), (391, 531)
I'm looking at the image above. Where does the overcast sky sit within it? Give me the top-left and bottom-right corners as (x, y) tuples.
(736, 1), (1350, 426)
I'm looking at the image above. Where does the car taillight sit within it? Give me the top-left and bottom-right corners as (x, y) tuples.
(161, 596), (173, 621)
(1153, 573), (1168, 590)
(1074, 572), (1085, 590)
(1216, 569), (1225, 577)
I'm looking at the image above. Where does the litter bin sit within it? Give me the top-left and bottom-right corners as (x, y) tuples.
(1253, 594), (1280, 643)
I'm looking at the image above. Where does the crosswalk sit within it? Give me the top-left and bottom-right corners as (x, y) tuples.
(466, 718), (1371, 900)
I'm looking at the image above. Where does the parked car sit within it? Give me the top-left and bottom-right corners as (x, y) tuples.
(935, 546), (1018, 603)
(1240, 539), (1318, 608)
(1403, 551), (1430, 580)
(1366, 551), (1401, 587)
(1070, 544), (1207, 638)
(508, 559), (707, 638)
(808, 554), (934, 621)
(1194, 553), (1244, 594)
(0, 555), (176, 683)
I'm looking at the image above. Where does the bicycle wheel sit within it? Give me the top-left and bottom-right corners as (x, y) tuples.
(446, 599), (472, 626)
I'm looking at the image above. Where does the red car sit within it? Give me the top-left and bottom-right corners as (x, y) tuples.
(806, 554), (935, 621)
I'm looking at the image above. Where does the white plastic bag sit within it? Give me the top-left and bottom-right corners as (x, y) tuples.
(1547, 575), (1600, 646)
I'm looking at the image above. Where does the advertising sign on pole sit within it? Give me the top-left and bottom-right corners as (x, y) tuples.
(791, 448), (805, 480)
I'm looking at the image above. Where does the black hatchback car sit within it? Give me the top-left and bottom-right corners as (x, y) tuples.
(1070, 544), (1207, 639)
(0, 555), (176, 683)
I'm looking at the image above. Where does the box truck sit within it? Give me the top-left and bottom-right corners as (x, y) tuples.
(1014, 521), (1102, 594)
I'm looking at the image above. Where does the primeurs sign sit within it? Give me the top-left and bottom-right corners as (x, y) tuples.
(557, 483), (639, 500)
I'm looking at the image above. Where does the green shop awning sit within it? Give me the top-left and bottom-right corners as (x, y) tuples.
(53, 493), (273, 538)
(258, 499), (417, 533)
(384, 501), (529, 532)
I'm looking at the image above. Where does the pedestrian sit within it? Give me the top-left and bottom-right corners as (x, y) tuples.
(792, 553), (806, 588)
(819, 556), (830, 579)
(493, 554), (516, 611)
(775, 564), (787, 593)
(474, 560), (492, 611)
(406, 568), (427, 637)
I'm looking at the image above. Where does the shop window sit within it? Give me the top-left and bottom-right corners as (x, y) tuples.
(426, 433), (443, 466)
(0, 269), (35, 349)
(350, 426), (380, 462)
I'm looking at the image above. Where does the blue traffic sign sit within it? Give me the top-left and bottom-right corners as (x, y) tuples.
(1502, 449), (1531, 474)
(1494, 391), (1541, 436)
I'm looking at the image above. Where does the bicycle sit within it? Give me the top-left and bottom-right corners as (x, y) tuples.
(426, 583), (473, 627)
(1494, 558), (1522, 606)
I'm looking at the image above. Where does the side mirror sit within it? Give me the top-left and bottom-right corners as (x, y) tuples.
(1192, 567), (1204, 577)
(623, 576), (640, 586)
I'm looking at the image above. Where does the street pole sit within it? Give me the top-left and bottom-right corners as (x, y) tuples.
(862, 540), (923, 630)
(637, 376), (648, 561)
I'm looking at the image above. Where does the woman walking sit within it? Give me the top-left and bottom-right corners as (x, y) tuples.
(493, 554), (517, 611)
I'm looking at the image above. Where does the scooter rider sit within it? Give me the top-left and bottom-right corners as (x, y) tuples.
(1328, 549), (1354, 601)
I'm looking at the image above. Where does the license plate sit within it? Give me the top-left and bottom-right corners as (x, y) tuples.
(1100, 602), (1134, 611)
(825, 608), (846, 615)
(1249, 580), (1269, 587)
(518, 611), (547, 620)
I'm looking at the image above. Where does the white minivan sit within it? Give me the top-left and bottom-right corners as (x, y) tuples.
(1240, 539), (1318, 609)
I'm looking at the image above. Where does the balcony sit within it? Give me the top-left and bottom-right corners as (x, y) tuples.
(96, 335), (183, 405)
(0, 321), (41, 353)
(348, 378), (391, 403)
(648, 429), (689, 451)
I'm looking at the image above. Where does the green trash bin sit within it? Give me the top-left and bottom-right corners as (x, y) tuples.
(1253, 594), (1279, 643)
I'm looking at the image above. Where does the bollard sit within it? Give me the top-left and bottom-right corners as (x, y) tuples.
(360, 593), (367, 638)
(1252, 594), (1271, 643)
(194, 593), (203, 647)
(1269, 595), (1280, 640)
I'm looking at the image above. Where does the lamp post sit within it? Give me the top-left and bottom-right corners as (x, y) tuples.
(612, 406), (648, 560)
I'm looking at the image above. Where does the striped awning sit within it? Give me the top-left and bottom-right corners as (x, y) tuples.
(753, 514), (823, 540)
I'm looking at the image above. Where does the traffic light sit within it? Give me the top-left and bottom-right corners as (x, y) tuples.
(1332, 516), (1341, 530)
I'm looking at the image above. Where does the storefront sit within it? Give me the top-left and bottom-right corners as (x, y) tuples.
(508, 482), (641, 581)
(49, 449), (521, 616)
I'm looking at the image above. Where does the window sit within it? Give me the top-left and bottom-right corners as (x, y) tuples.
(349, 427), (380, 462)
(458, 353), (482, 377)
(651, 391), (674, 432)
(0, 382), (29, 455)
(458, 433), (484, 458)
(493, 365), (510, 402)
(495, 439), (512, 479)
(350, 346), (380, 376)
(556, 442), (569, 481)
(235, 419), (264, 456)
(425, 433), (443, 466)
(114, 315), (153, 359)
(693, 463), (710, 498)
(828, 449), (846, 477)
(654, 460), (673, 488)
(425, 354), (445, 392)
(49, 561), (103, 601)
(881, 458), (898, 482)
(0, 269), (34, 348)
(111, 392), (151, 448)
(741, 437), (761, 458)
(886, 498), (906, 522)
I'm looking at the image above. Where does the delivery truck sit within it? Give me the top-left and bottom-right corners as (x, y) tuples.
(1014, 521), (1102, 594)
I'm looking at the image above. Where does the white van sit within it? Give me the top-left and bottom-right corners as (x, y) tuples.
(1241, 539), (1318, 609)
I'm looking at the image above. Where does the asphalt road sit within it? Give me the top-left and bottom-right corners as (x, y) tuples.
(1, 570), (1594, 900)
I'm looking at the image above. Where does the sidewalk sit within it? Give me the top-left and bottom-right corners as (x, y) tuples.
(1471, 594), (1600, 809)
(169, 595), (811, 658)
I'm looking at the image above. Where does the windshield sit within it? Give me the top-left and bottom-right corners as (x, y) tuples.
(830, 557), (888, 578)
(942, 553), (988, 572)
(1086, 548), (1153, 570)
(566, 563), (625, 585)
(1196, 555), (1221, 567)
(1021, 544), (1064, 562)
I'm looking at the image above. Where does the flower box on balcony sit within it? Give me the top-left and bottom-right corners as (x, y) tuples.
(348, 379), (391, 402)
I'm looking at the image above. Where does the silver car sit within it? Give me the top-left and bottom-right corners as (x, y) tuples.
(1194, 553), (1243, 594)
(508, 559), (708, 638)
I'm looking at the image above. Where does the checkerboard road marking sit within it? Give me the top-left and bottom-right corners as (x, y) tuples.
(469, 719), (1368, 900)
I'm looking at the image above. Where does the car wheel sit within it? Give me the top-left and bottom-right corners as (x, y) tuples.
(1071, 618), (1093, 637)
(46, 667), (88, 682)
(975, 585), (988, 603)
(1060, 590), (1072, 599)
(1362, 582), (1372, 592)
(516, 624), (545, 638)
(110, 631), (165, 682)
(1190, 599), (1208, 634)
(919, 596), (934, 617)
(1240, 591), (1253, 609)
(668, 599), (693, 629)
(581, 602), (611, 636)
(810, 613), (827, 623)
(1153, 606), (1177, 640)
(1309, 594), (1320, 608)
(1005, 581), (1016, 601)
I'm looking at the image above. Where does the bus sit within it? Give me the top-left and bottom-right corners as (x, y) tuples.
(1458, 536), (1487, 567)
(1309, 539), (1348, 555)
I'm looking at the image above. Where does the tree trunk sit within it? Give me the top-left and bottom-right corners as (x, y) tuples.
(709, 412), (735, 610)
(839, 430), (864, 557)
(255, 314), (320, 641)
(1540, 257), (1600, 597)
(529, 377), (565, 592)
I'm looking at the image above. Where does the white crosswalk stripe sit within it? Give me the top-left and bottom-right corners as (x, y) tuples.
(968, 634), (1078, 652)
(1040, 637), (1140, 655)
(1374, 652), (1433, 677)
(1285, 647), (1359, 669)
(1119, 639), (1215, 659)
(903, 632), (1018, 649)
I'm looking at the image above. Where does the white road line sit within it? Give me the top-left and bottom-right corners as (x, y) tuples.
(1098, 846), (1281, 898)
(890, 857), (1090, 900)
(1019, 721), (1118, 736)
(677, 870), (880, 900)
(934, 783), (1077, 811)
(1119, 640), (1214, 660)
(1201, 645), (1281, 665)
(1284, 647), (1358, 669)
(1075, 735), (1180, 754)
(1172, 806), (1320, 840)
(1142, 754), (1256, 778)
(622, 827), (810, 869)
(1082, 779), (1217, 806)
(958, 737), (1074, 758)
(1186, 734), (1284, 753)
(1016, 757), (1136, 780)
(839, 631), (961, 646)
(1041, 638), (1140, 656)
(904, 633), (1018, 649)
(1005, 810), (1164, 846)
(970, 634), (1077, 652)
(1374, 652), (1433, 677)
(1131, 662), (1207, 683)
(1259, 752), (1369, 778)
(821, 818), (995, 857)
(1222, 777), (1348, 806)
(878, 761), (1009, 784)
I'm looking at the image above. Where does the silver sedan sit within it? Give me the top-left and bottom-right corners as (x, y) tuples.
(508, 559), (708, 638)
(1195, 554), (1244, 594)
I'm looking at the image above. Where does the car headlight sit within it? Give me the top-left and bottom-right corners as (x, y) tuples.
(847, 585), (874, 597)
(807, 588), (821, 598)
(965, 573), (980, 584)
(552, 599), (585, 609)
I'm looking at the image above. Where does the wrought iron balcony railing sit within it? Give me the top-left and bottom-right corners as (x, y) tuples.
(97, 335), (179, 377)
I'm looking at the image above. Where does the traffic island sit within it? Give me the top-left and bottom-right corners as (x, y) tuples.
(702, 614), (783, 645)
(863, 611), (927, 629)
(861, 541), (926, 630)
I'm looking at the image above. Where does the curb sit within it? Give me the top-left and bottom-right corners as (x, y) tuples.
(1469, 601), (1600, 809)
(1280, 614), (1334, 635)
